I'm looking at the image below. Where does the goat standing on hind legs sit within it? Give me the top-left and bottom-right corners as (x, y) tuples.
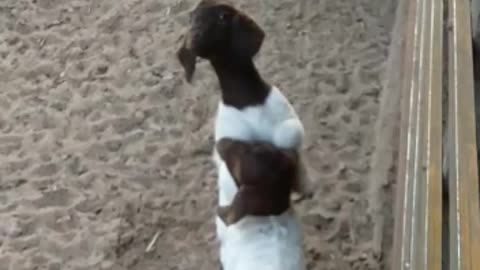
(176, 0), (314, 242)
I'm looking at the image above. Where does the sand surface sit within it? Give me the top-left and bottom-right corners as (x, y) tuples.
(0, 0), (396, 269)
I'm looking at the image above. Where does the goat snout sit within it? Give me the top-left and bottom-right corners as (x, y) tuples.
(189, 31), (205, 50)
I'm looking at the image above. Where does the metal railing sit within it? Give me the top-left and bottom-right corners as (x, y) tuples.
(392, 0), (443, 268)
(391, 0), (480, 269)
(446, 0), (480, 268)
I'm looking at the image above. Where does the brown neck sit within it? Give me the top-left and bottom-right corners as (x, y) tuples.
(210, 54), (270, 109)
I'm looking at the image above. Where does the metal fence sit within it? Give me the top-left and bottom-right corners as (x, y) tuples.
(392, 0), (480, 269)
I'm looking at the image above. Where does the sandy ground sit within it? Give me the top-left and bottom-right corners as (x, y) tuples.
(0, 0), (397, 269)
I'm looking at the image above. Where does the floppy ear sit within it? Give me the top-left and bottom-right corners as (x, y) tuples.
(216, 138), (249, 185)
(176, 32), (197, 83)
(217, 205), (237, 225)
(218, 183), (292, 225)
(216, 138), (238, 161)
(217, 190), (248, 225)
(275, 149), (304, 195)
(280, 149), (299, 168)
(231, 11), (265, 58)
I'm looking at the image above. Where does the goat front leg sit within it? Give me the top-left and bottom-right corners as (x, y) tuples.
(273, 118), (314, 199)
(292, 153), (314, 201)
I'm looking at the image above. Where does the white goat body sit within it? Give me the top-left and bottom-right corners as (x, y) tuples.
(214, 87), (307, 270)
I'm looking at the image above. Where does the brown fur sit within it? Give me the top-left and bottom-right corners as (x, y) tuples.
(175, 0), (270, 109)
(177, 0), (265, 83)
(216, 138), (299, 225)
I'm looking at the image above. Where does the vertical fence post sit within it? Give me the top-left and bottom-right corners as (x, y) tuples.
(447, 0), (480, 269)
(391, 0), (444, 269)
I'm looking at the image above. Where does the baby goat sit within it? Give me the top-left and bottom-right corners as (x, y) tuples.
(176, 0), (313, 238)
(215, 138), (306, 270)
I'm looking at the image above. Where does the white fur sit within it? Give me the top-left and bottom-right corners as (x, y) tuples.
(213, 86), (308, 270)
(218, 209), (306, 270)
(214, 86), (308, 207)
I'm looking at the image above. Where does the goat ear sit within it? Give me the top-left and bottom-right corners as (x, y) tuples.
(176, 32), (197, 83)
(231, 12), (265, 58)
(217, 138), (248, 185)
(217, 205), (236, 225)
(218, 188), (248, 225)
(277, 149), (303, 194)
(216, 138), (237, 161)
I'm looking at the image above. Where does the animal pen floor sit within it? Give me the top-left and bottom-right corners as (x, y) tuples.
(0, 0), (399, 269)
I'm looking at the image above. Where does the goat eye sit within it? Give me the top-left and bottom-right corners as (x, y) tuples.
(218, 12), (227, 21)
